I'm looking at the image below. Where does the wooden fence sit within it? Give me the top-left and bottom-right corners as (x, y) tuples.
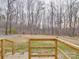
(28, 38), (79, 59)
(0, 37), (79, 59)
(0, 39), (15, 59)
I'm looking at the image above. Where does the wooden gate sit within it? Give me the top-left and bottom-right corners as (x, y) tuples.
(28, 38), (58, 59)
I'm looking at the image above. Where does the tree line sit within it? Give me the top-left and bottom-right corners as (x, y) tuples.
(0, 0), (79, 36)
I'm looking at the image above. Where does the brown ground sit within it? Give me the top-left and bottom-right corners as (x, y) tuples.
(58, 36), (79, 45)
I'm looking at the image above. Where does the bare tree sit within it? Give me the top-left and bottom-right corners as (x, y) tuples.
(5, 0), (16, 34)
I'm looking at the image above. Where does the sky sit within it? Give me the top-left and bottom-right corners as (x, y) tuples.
(0, 0), (7, 8)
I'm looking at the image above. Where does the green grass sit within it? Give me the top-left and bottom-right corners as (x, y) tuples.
(3, 42), (28, 53)
(31, 41), (54, 47)
(58, 43), (79, 59)
(58, 43), (71, 51)
(15, 42), (28, 52)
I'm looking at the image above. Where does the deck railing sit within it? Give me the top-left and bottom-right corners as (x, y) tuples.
(57, 38), (79, 59)
(28, 39), (58, 59)
(0, 37), (79, 59)
(28, 38), (79, 59)
(0, 39), (15, 59)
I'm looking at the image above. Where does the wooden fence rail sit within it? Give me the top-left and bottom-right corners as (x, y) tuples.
(28, 39), (58, 59)
(57, 38), (79, 59)
(0, 39), (15, 59)
(28, 38), (79, 59)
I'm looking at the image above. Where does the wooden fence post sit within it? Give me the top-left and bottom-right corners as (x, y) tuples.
(55, 40), (58, 59)
(1, 40), (4, 59)
(28, 40), (31, 59)
(12, 42), (15, 55)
